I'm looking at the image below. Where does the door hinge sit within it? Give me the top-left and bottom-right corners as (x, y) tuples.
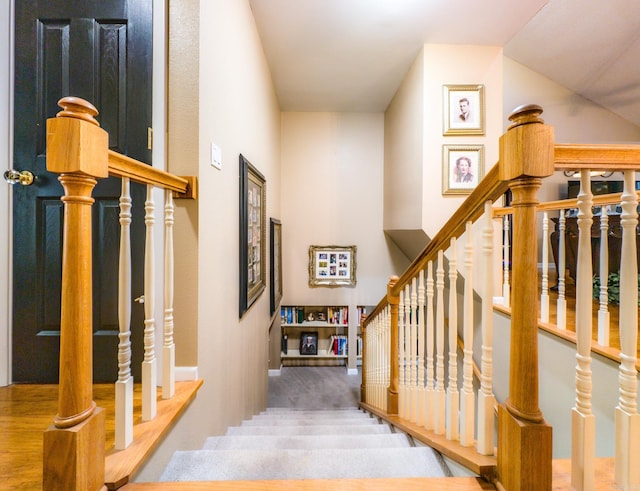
(147, 127), (153, 151)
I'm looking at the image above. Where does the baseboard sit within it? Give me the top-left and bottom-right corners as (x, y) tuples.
(268, 368), (282, 377)
(175, 366), (199, 381)
(347, 367), (358, 375)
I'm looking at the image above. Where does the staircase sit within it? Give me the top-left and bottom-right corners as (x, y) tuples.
(159, 407), (450, 481)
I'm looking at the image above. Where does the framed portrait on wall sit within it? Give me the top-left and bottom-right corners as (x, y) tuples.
(308, 245), (357, 287)
(443, 84), (485, 135)
(269, 218), (283, 316)
(239, 154), (266, 317)
(442, 144), (485, 195)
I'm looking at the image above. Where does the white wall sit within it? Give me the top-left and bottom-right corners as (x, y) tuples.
(281, 112), (408, 309)
(422, 45), (504, 238)
(0, 0), (11, 387)
(136, 0), (281, 480)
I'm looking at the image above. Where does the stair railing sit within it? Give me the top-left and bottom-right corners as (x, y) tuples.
(362, 104), (640, 489)
(495, 166), (640, 490)
(43, 97), (196, 491)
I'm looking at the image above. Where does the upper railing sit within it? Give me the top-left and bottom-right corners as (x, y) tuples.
(43, 97), (197, 491)
(361, 104), (640, 490)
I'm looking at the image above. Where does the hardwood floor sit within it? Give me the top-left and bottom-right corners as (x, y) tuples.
(0, 381), (201, 490)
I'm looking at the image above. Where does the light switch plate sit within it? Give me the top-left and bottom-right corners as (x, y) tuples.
(211, 142), (222, 170)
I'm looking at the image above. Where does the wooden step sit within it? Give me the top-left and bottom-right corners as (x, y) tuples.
(121, 476), (496, 490)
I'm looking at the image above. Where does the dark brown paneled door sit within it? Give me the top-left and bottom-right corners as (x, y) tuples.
(13, 0), (152, 382)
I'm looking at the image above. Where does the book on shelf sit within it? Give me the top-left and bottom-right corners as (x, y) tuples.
(328, 334), (348, 356)
(281, 334), (288, 354)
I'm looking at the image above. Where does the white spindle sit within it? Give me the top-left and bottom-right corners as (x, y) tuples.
(417, 269), (426, 427)
(597, 205), (610, 347)
(540, 212), (550, 323)
(434, 250), (446, 435)
(398, 289), (406, 418)
(571, 170), (595, 491)
(384, 305), (390, 412)
(409, 281), (418, 423)
(115, 178), (133, 450)
(557, 211), (567, 329)
(446, 237), (459, 442)
(425, 261), (435, 431)
(460, 221), (475, 447)
(478, 201), (495, 455)
(162, 191), (175, 399)
(502, 215), (510, 307)
(142, 185), (157, 421)
(615, 170), (640, 491)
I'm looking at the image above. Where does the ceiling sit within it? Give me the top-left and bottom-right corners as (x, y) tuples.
(248, 0), (640, 128)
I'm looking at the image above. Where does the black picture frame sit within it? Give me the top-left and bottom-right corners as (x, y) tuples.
(299, 332), (318, 356)
(269, 218), (283, 316)
(239, 154), (266, 318)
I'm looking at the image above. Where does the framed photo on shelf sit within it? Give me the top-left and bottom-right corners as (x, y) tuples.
(269, 218), (283, 316)
(239, 154), (266, 318)
(443, 84), (485, 135)
(442, 144), (485, 195)
(308, 245), (357, 287)
(299, 332), (318, 355)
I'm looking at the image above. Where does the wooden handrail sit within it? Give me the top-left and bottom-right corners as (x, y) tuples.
(364, 163), (509, 327)
(108, 150), (197, 199)
(555, 143), (640, 169)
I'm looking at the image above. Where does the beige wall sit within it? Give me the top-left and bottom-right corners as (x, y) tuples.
(137, 0), (281, 480)
(422, 45), (504, 237)
(281, 112), (408, 309)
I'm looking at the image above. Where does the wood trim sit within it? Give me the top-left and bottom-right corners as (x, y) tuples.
(555, 143), (640, 169)
(108, 150), (196, 198)
(104, 379), (203, 489)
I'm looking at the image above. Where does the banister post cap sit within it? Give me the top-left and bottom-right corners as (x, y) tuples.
(56, 97), (101, 127)
(507, 104), (544, 130)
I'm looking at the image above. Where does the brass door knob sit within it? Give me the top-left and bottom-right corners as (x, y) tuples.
(4, 169), (35, 186)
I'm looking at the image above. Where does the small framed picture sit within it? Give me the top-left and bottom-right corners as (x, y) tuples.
(308, 245), (357, 287)
(443, 84), (485, 135)
(299, 332), (318, 355)
(442, 144), (484, 195)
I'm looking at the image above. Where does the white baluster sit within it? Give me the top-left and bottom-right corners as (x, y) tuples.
(115, 178), (133, 450)
(409, 281), (417, 423)
(446, 237), (459, 442)
(417, 269), (426, 427)
(162, 191), (175, 399)
(434, 250), (446, 435)
(460, 221), (475, 447)
(502, 215), (510, 307)
(571, 170), (595, 491)
(398, 289), (406, 418)
(425, 261), (435, 431)
(597, 205), (610, 347)
(478, 201), (495, 456)
(540, 212), (550, 323)
(384, 305), (390, 412)
(615, 170), (640, 491)
(557, 211), (567, 330)
(142, 185), (157, 421)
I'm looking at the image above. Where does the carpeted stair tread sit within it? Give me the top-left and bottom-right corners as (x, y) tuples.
(202, 433), (411, 450)
(241, 417), (378, 426)
(254, 411), (370, 420)
(226, 423), (392, 436)
(159, 447), (447, 482)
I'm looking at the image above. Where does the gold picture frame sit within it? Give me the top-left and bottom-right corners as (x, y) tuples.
(443, 84), (485, 135)
(442, 144), (484, 195)
(308, 245), (357, 287)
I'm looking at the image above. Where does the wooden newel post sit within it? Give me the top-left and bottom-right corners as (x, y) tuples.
(496, 104), (554, 491)
(43, 97), (108, 491)
(387, 275), (400, 415)
(360, 313), (367, 403)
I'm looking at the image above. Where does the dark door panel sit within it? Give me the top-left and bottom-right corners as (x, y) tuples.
(13, 0), (152, 383)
